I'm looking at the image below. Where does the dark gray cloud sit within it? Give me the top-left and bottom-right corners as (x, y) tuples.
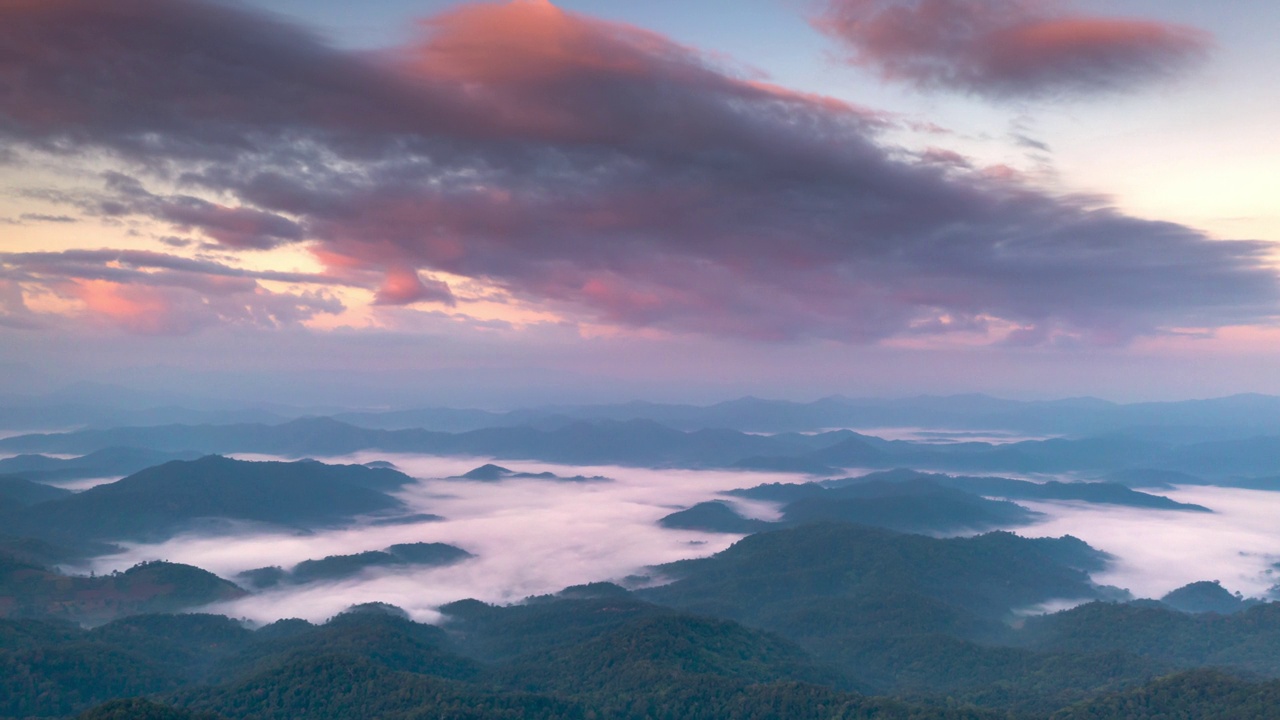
(814, 0), (1211, 100)
(16, 214), (78, 224)
(0, 0), (1271, 342)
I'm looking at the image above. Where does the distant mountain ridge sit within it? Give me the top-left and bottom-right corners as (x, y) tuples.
(338, 392), (1280, 437)
(0, 447), (203, 483)
(6, 384), (1280, 438)
(6, 416), (1280, 479)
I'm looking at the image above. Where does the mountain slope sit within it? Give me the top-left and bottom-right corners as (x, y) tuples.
(10, 456), (415, 545)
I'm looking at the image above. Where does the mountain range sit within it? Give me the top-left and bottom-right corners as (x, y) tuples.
(6, 416), (1280, 479)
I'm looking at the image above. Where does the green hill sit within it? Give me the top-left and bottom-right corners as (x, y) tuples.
(0, 474), (72, 505)
(0, 558), (247, 625)
(76, 698), (225, 720)
(10, 456), (416, 546)
(1052, 669), (1280, 720)
(240, 543), (473, 589)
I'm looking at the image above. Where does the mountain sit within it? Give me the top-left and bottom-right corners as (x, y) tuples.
(0, 474), (72, 505)
(240, 542), (474, 588)
(492, 614), (840, 696)
(640, 523), (1110, 634)
(457, 463), (511, 480)
(776, 478), (1039, 533)
(826, 469), (1210, 512)
(658, 501), (774, 534)
(7, 456), (417, 547)
(452, 464), (609, 482)
(713, 475), (1041, 535)
(9, 415), (1280, 480)
(1053, 669), (1280, 720)
(75, 698), (225, 720)
(7, 416), (1280, 479)
(8, 544), (1280, 718)
(0, 557), (246, 625)
(1160, 581), (1258, 614)
(635, 523), (1236, 713)
(1020, 601), (1280, 675)
(1097, 468), (1203, 488)
(0, 447), (202, 483)
(730, 455), (841, 475)
(0, 417), (813, 467)
(331, 393), (1280, 437)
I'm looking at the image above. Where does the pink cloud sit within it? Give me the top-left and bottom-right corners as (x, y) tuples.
(63, 278), (343, 335)
(374, 268), (456, 307)
(814, 0), (1211, 99)
(70, 279), (203, 335)
(0, 250), (346, 335)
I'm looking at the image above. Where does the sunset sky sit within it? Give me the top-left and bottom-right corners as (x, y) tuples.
(1, 0), (1277, 407)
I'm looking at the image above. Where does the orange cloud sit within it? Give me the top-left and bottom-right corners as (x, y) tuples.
(71, 279), (184, 335)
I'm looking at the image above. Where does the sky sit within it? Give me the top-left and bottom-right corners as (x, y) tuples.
(1, 0), (1278, 407)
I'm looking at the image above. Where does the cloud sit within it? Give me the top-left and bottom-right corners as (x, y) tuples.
(65, 279), (342, 335)
(0, 249), (346, 334)
(814, 0), (1211, 99)
(0, 279), (42, 330)
(92, 172), (305, 250)
(373, 268), (456, 307)
(1, 213), (78, 225)
(0, 248), (341, 287)
(0, 0), (1271, 345)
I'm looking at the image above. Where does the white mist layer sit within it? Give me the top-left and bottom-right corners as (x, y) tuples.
(83, 453), (1280, 624)
(1016, 486), (1280, 599)
(845, 427), (1056, 444)
(46, 475), (123, 491)
(88, 453), (809, 624)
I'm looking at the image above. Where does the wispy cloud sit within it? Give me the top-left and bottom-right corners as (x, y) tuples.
(0, 249), (346, 334)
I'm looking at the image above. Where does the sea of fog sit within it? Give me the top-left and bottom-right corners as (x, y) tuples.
(79, 452), (1280, 624)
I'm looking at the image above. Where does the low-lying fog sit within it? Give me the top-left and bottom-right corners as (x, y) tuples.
(45, 476), (123, 491)
(81, 452), (1280, 624)
(844, 427), (1056, 444)
(1020, 486), (1280, 599)
(85, 453), (798, 623)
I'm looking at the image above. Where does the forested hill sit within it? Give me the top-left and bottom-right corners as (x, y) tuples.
(5, 456), (416, 548)
(5, 521), (1280, 718)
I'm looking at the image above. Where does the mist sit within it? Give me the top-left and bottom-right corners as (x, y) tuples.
(84, 453), (809, 623)
(1020, 486), (1280, 599)
(78, 452), (1280, 624)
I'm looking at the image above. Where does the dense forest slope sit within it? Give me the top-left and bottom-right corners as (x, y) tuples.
(6, 456), (417, 548)
(3, 520), (1280, 718)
